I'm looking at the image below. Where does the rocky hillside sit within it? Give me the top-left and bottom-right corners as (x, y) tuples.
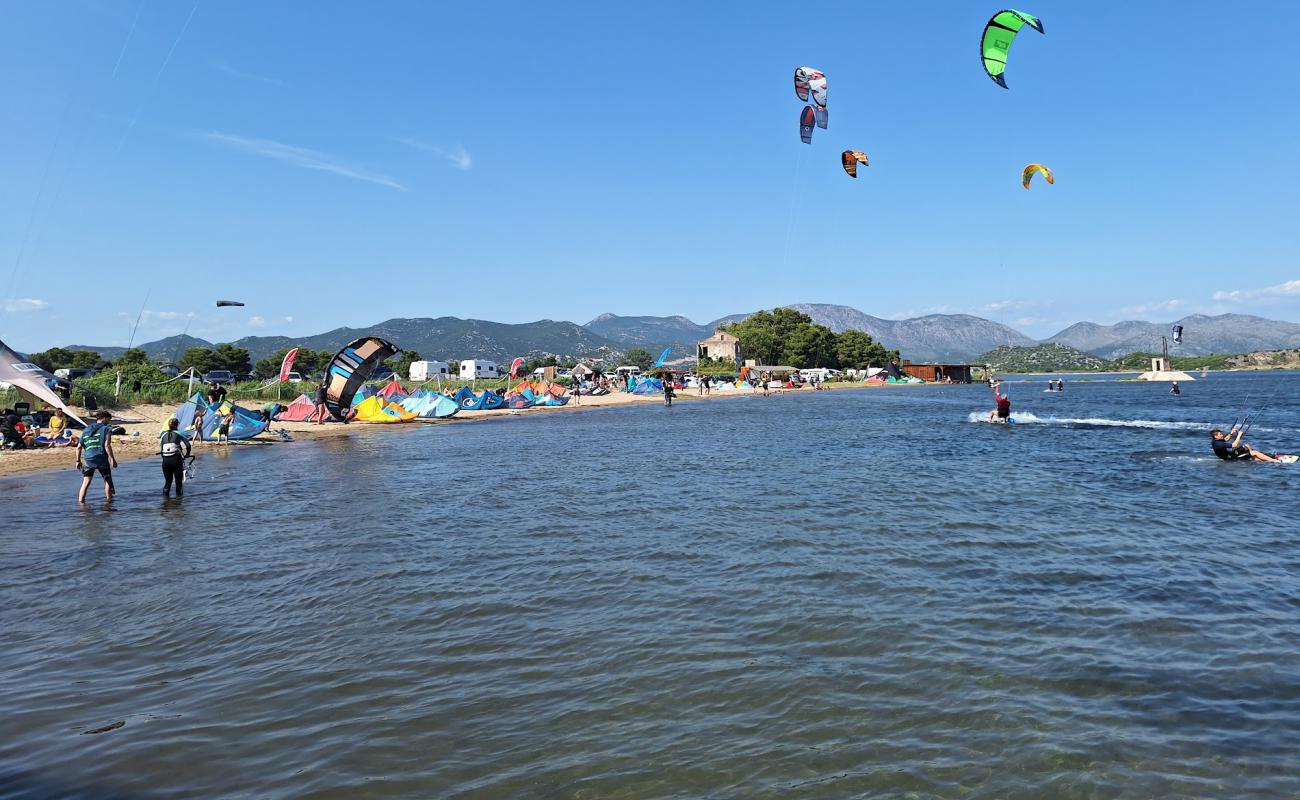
(979, 343), (1111, 373)
(1047, 314), (1300, 358)
(584, 314), (713, 349)
(71, 318), (623, 365)
(1224, 348), (1300, 370)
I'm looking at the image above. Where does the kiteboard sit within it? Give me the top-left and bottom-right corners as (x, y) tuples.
(1273, 454), (1298, 464)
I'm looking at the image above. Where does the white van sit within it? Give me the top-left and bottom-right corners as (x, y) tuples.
(459, 359), (499, 379)
(615, 366), (641, 378)
(409, 360), (451, 381)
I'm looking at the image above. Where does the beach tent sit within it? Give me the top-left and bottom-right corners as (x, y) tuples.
(0, 339), (86, 425)
(353, 395), (417, 423)
(279, 394), (320, 422)
(377, 377), (409, 400)
(505, 392), (535, 409)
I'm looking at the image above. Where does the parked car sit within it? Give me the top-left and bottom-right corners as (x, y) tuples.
(285, 371), (306, 382)
(202, 369), (235, 384)
(53, 368), (97, 380)
(157, 363), (179, 377)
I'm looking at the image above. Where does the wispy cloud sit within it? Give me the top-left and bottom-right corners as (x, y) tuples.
(981, 299), (1036, 313)
(248, 316), (266, 328)
(213, 60), (284, 87)
(394, 137), (473, 170)
(2, 298), (49, 312)
(142, 310), (192, 322)
(1212, 279), (1300, 303)
(202, 131), (407, 192)
(1121, 298), (1184, 315)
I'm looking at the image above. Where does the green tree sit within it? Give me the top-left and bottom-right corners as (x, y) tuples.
(786, 324), (839, 369)
(623, 347), (654, 371)
(835, 329), (891, 370)
(180, 347), (220, 375)
(212, 343), (252, 374)
(724, 307), (817, 365)
(27, 347), (101, 372)
(113, 347), (150, 366)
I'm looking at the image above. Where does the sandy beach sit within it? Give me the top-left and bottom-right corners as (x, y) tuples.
(0, 382), (901, 480)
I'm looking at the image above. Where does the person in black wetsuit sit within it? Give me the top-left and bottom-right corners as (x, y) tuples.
(1170, 382), (1181, 396)
(159, 417), (192, 496)
(1210, 427), (1277, 463)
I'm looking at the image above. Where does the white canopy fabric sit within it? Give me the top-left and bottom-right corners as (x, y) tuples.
(0, 339), (87, 425)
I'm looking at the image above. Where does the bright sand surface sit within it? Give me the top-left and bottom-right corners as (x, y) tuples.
(0, 383), (901, 480)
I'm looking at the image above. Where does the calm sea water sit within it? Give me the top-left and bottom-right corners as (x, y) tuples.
(3, 372), (1299, 798)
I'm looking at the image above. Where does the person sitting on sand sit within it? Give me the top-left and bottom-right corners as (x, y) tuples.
(0, 413), (25, 449)
(989, 382), (1012, 423)
(1210, 427), (1277, 463)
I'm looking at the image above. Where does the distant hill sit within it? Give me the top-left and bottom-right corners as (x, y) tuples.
(50, 307), (1300, 368)
(70, 319), (622, 365)
(979, 343), (1111, 373)
(584, 313), (712, 350)
(67, 335), (215, 364)
(712, 304), (1036, 361)
(1046, 314), (1300, 358)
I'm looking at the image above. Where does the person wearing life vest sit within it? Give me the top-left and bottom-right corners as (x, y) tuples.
(159, 417), (192, 497)
(76, 410), (119, 503)
(988, 382), (1012, 423)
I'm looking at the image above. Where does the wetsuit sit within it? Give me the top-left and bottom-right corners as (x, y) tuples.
(1212, 439), (1251, 461)
(159, 429), (191, 495)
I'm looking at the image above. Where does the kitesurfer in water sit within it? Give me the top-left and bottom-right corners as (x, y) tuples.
(1170, 382), (1181, 396)
(989, 382), (1012, 423)
(1210, 427), (1278, 463)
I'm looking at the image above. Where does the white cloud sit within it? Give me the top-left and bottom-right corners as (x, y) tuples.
(1, 298), (49, 312)
(981, 299), (1036, 312)
(284, 316), (294, 323)
(394, 137), (473, 170)
(202, 131), (407, 191)
(1212, 279), (1300, 303)
(142, 310), (192, 322)
(213, 60), (284, 87)
(248, 316), (267, 328)
(1121, 299), (1184, 315)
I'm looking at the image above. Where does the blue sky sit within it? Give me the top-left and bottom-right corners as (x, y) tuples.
(3, 0), (1299, 352)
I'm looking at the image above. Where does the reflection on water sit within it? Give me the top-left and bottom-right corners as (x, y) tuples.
(2, 373), (1299, 797)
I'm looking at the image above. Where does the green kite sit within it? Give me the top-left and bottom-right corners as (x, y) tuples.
(981, 9), (1044, 89)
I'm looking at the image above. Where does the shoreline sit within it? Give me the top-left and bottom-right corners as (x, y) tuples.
(0, 381), (898, 481)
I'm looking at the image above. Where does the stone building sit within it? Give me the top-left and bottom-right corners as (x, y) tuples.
(697, 329), (741, 365)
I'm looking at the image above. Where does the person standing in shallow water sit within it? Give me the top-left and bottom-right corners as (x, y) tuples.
(159, 417), (191, 497)
(76, 410), (118, 503)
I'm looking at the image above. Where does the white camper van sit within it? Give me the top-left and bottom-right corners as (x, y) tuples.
(409, 360), (451, 382)
(459, 359), (500, 379)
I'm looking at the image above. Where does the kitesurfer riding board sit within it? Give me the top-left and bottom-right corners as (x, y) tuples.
(989, 382), (1012, 424)
(1210, 427), (1279, 463)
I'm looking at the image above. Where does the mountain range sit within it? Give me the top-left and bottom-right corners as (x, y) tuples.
(58, 306), (1300, 365)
